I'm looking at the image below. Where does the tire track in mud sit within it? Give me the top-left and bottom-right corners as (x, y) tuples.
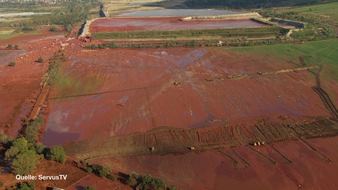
(298, 57), (338, 119)
(299, 137), (332, 163)
(269, 144), (293, 164)
(247, 146), (277, 165)
(64, 118), (338, 161)
(313, 87), (338, 119)
(216, 149), (251, 169)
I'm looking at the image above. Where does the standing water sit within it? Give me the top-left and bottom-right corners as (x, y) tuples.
(118, 9), (240, 17)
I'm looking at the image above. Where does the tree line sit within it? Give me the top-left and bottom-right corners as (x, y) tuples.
(0, 0), (99, 33)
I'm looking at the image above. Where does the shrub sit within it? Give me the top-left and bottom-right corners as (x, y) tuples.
(24, 117), (43, 143)
(107, 174), (115, 180)
(16, 182), (35, 190)
(22, 27), (34, 32)
(5, 137), (40, 175)
(84, 44), (97, 49)
(6, 44), (12, 49)
(84, 187), (95, 190)
(85, 166), (93, 173)
(36, 57), (44, 63)
(86, 164), (112, 178)
(127, 172), (174, 190)
(11, 150), (40, 175)
(8, 62), (16, 67)
(128, 177), (138, 187)
(65, 24), (73, 32)
(0, 133), (9, 144)
(169, 185), (176, 190)
(5, 137), (30, 160)
(128, 172), (140, 187)
(14, 44), (19, 50)
(97, 43), (105, 49)
(108, 42), (118, 48)
(49, 26), (59, 32)
(46, 146), (66, 163)
(35, 143), (47, 155)
(139, 174), (166, 190)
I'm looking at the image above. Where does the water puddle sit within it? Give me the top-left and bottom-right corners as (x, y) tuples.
(42, 129), (79, 147)
(175, 49), (207, 68)
(42, 110), (76, 146)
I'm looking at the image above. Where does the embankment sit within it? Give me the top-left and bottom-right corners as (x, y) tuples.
(181, 12), (261, 20)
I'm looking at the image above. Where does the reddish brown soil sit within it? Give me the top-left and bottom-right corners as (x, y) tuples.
(0, 30), (65, 137)
(0, 50), (26, 66)
(0, 30), (64, 48)
(95, 136), (338, 190)
(90, 17), (266, 32)
(0, 158), (130, 190)
(0, 30), (134, 190)
(42, 47), (331, 146)
(1, 26), (337, 190)
(66, 175), (130, 190)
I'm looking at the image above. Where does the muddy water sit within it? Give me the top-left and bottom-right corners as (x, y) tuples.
(43, 129), (79, 147)
(118, 9), (239, 17)
(91, 18), (266, 32)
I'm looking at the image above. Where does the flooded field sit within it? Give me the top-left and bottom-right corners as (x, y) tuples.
(95, 135), (338, 190)
(42, 48), (330, 146)
(0, 30), (66, 137)
(0, 12), (51, 18)
(90, 17), (266, 32)
(0, 0), (337, 188)
(118, 9), (239, 17)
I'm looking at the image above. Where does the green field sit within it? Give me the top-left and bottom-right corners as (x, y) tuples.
(0, 33), (20, 40)
(226, 39), (338, 80)
(289, 2), (338, 22)
(0, 31), (40, 40)
(53, 66), (99, 98)
(93, 26), (283, 40)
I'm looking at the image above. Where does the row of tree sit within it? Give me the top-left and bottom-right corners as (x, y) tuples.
(2, 136), (66, 175)
(127, 172), (176, 190)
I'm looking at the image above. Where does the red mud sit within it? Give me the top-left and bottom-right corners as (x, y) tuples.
(0, 30), (65, 136)
(66, 175), (130, 190)
(90, 17), (266, 32)
(97, 136), (338, 190)
(42, 47), (331, 146)
(1, 26), (337, 190)
(0, 30), (64, 48)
